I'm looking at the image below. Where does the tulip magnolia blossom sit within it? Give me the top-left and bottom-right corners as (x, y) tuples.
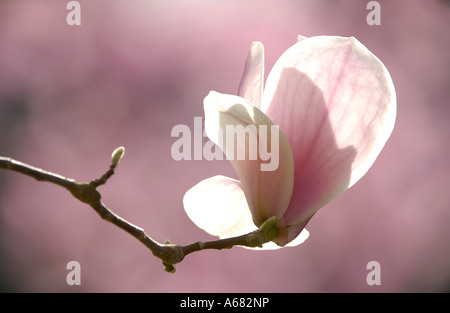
(183, 35), (396, 249)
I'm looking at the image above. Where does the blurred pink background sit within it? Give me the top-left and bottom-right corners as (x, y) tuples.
(0, 0), (449, 292)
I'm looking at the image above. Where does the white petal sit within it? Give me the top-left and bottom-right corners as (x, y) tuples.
(183, 175), (257, 238)
(203, 91), (294, 227)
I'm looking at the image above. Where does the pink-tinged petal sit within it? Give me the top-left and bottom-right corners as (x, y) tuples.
(262, 36), (396, 240)
(244, 227), (309, 250)
(286, 216), (313, 244)
(283, 227), (309, 247)
(203, 91), (294, 229)
(183, 175), (256, 238)
(238, 42), (264, 108)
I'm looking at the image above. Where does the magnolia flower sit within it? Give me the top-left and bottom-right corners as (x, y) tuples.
(183, 35), (396, 249)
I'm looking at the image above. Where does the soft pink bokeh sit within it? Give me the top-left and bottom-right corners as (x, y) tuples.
(0, 0), (449, 292)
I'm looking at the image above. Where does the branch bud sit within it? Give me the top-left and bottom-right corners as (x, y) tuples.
(111, 146), (125, 166)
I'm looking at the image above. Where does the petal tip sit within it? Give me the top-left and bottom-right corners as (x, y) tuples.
(296, 35), (307, 42)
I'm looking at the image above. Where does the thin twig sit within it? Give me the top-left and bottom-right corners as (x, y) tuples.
(0, 152), (276, 273)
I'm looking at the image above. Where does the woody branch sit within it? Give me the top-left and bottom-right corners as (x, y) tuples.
(0, 148), (276, 273)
